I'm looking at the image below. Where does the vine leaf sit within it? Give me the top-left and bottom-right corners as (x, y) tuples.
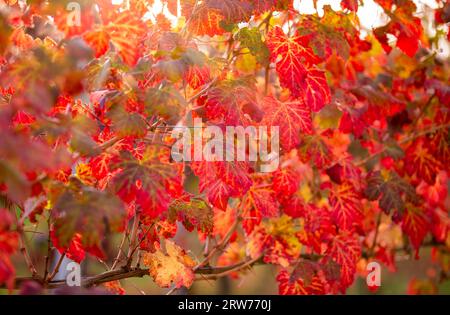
(205, 78), (262, 126)
(237, 27), (270, 65)
(240, 184), (279, 218)
(302, 67), (331, 113)
(110, 147), (182, 220)
(51, 178), (125, 248)
(324, 232), (361, 292)
(365, 170), (417, 216)
(0, 209), (19, 290)
(266, 26), (330, 112)
(404, 138), (443, 185)
(143, 240), (196, 289)
(272, 166), (300, 200)
(277, 267), (325, 295)
(168, 197), (214, 233)
(83, 11), (145, 66)
(401, 203), (429, 258)
(373, 3), (424, 57)
(262, 96), (313, 151)
(191, 160), (252, 210)
(108, 104), (147, 138)
(329, 181), (363, 231)
(83, 28), (110, 58)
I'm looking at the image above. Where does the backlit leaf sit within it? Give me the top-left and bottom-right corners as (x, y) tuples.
(143, 240), (196, 288)
(329, 181), (363, 231)
(401, 203), (429, 258)
(262, 96), (313, 151)
(51, 179), (125, 247)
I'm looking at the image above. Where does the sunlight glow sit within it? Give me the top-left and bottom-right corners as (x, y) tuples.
(109, 0), (447, 57)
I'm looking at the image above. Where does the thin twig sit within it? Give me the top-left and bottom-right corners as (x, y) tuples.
(194, 216), (241, 271)
(368, 212), (382, 258)
(125, 213), (141, 269)
(195, 255), (263, 281)
(111, 227), (129, 271)
(43, 215), (52, 281)
(47, 253), (66, 282)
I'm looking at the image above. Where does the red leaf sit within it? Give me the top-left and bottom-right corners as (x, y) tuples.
(341, 0), (358, 12)
(205, 79), (261, 126)
(216, 160), (253, 194)
(299, 205), (335, 253)
(57, 233), (84, 263)
(272, 166), (300, 199)
(267, 26), (320, 69)
(416, 171), (447, 206)
(251, 0), (276, 15)
(302, 67), (331, 112)
(110, 147), (181, 220)
(241, 184), (279, 218)
(184, 65), (211, 90)
(404, 138), (443, 185)
(207, 179), (236, 211)
(374, 5), (424, 58)
(298, 134), (334, 169)
(182, 0), (225, 37)
(262, 96), (313, 151)
(247, 216), (302, 267)
(0, 209), (19, 290)
(401, 204), (429, 258)
(282, 195), (306, 218)
(191, 160), (252, 210)
(325, 232), (361, 292)
(84, 11), (145, 65)
(277, 268), (325, 295)
(266, 26), (321, 98)
(266, 26), (330, 111)
(83, 27), (110, 58)
(329, 182), (364, 231)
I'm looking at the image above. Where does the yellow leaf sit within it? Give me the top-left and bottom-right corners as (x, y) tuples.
(75, 163), (96, 186)
(236, 49), (257, 74)
(143, 240), (196, 288)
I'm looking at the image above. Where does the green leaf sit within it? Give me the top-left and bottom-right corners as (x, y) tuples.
(384, 140), (405, 159)
(219, 20), (237, 33)
(180, 48), (207, 67)
(237, 27), (270, 65)
(69, 130), (101, 157)
(145, 85), (186, 124)
(168, 197), (213, 233)
(108, 104), (147, 138)
(155, 46), (206, 83)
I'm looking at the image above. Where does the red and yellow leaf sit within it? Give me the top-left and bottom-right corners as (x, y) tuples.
(262, 96), (313, 151)
(143, 240), (196, 288)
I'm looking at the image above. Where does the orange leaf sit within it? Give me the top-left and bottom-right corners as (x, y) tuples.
(143, 240), (196, 288)
(83, 28), (110, 58)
